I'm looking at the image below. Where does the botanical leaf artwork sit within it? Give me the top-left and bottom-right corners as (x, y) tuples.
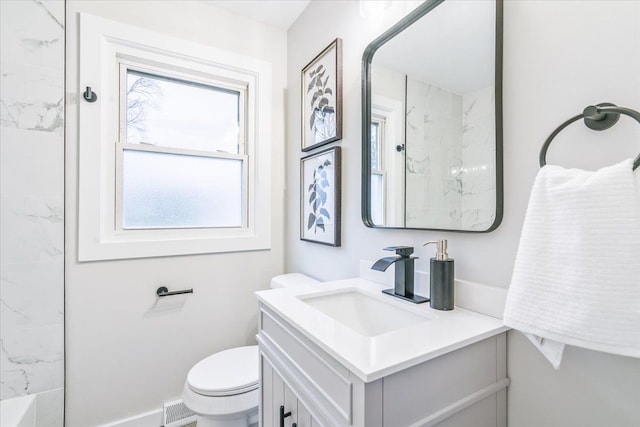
(300, 146), (340, 246)
(307, 159), (332, 233)
(307, 64), (336, 141)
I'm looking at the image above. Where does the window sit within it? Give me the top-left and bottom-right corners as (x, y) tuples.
(370, 116), (386, 225)
(370, 94), (405, 227)
(76, 13), (271, 260)
(117, 65), (247, 230)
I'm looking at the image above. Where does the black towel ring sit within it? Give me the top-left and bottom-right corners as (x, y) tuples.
(539, 103), (640, 171)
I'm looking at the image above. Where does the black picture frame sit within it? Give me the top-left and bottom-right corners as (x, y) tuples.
(301, 38), (343, 152)
(300, 147), (341, 246)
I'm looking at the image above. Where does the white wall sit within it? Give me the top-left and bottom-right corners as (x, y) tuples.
(285, 1), (640, 426)
(65, 1), (286, 425)
(0, 0), (65, 424)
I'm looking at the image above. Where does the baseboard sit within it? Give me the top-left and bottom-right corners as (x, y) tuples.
(98, 408), (163, 427)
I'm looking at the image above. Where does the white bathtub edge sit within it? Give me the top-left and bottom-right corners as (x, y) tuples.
(0, 394), (36, 427)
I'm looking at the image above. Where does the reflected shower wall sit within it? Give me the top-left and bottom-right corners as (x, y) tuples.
(405, 78), (495, 230)
(0, 0), (65, 425)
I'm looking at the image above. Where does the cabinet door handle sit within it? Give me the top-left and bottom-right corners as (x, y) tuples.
(279, 405), (292, 427)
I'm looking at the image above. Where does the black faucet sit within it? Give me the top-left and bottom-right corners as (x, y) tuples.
(371, 246), (429, 304)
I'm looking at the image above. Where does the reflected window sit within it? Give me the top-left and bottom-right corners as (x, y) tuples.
(370, 116), (386, 224)
(371, 122), (381, 170)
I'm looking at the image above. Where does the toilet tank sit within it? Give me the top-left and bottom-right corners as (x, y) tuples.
(270, 273), (321, 290)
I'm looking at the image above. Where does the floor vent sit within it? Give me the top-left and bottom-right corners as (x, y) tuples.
(163, 399), (197, 427)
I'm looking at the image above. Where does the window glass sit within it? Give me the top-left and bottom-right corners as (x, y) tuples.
(126, 70), (241, 153)
(121, 150), (243, 229)
(371, 122), (380, 170)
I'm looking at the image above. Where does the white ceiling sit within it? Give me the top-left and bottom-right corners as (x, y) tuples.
(206, 0), (310, 30)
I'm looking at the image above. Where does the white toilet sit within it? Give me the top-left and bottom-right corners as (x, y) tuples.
(182, 274), (320, 427)
(182, 345), (259, 427)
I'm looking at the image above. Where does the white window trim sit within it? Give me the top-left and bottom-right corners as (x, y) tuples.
(77, 13), (271, 261)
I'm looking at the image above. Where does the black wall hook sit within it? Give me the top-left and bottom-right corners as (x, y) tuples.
(83, 86), (97, 103)
(582, 102), (620, 131)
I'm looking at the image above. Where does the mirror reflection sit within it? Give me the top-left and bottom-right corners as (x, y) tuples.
(363, 0), (503, 231)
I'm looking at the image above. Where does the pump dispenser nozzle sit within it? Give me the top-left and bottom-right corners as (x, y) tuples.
(423, 240), (449, 261)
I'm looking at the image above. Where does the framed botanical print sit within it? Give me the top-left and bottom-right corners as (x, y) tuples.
(301, 38), (343, 151)
(300, 147), (341, 246)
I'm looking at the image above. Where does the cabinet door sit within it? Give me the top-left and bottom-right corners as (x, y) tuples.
(283, 380), (298, 427)
(262, 354), (284, 427)
(261, 354), (299, 427)
(297, 399), (323, 427)
(261, 353), (323, 427)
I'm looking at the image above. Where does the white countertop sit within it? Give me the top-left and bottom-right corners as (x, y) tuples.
(256, 277), (508, 382)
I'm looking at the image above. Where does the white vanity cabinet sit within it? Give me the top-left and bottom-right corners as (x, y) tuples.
(257, 304), (508, 427)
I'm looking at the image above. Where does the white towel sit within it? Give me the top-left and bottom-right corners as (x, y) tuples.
(503, 158), (640, 368)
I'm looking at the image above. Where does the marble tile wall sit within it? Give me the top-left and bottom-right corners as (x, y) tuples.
(405, 78), (495, 230)
(0, 0), (65, 423)
(405, 79), (463, 229)
(461, 86), (496, 230)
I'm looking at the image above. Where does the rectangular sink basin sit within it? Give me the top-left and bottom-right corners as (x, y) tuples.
(298, 289), (433, 337)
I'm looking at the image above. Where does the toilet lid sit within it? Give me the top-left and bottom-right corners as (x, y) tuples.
(187, 345), (259, 397)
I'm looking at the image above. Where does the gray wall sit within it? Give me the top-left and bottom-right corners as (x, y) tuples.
(285, 1), (640, 426)
(0, 0), (65, 424)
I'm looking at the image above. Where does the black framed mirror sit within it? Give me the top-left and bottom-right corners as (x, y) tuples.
(362, 0), (503, 232)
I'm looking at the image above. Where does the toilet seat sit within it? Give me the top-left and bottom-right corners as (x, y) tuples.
(182, 382), (259, 421)
(187, 345), (259, 397)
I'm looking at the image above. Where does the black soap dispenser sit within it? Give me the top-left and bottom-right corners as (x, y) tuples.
(423, 240), (454, 310)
